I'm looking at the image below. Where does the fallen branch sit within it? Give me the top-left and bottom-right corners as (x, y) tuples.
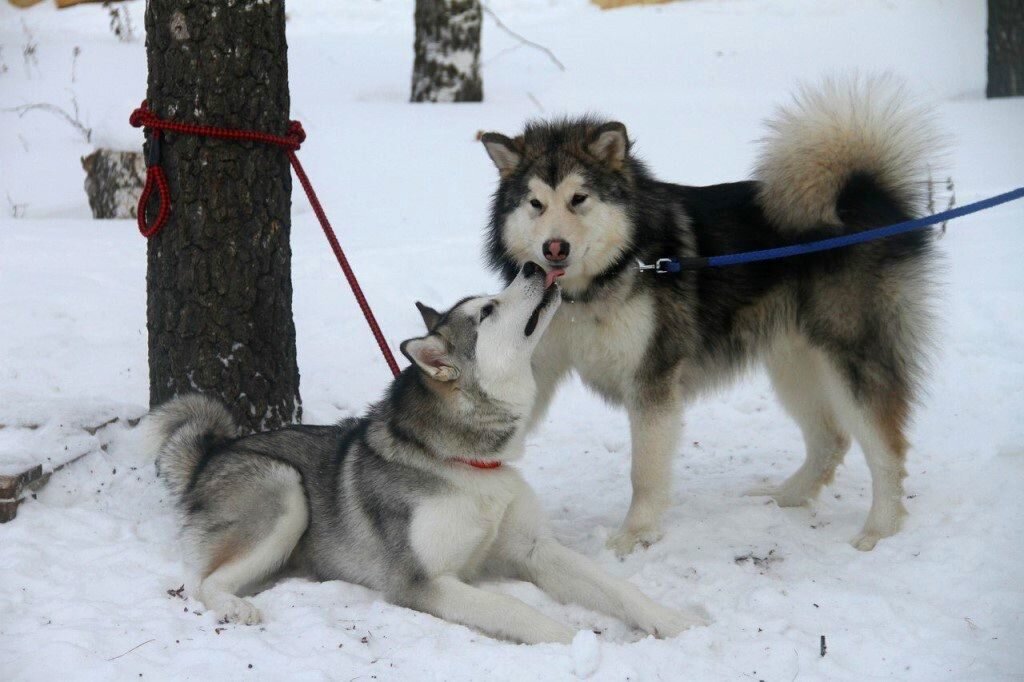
(3, 102), (92, 143)
(926, 173), (956, 236)
(481, 4), (565, 71)
(6, 192), (27, 219)
(106, 638), (155, 661)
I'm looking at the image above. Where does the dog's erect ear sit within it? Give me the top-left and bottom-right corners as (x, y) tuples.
(480, 132), (522, 178)
(400, 334), (459, 382)
(587, 122), (629, 169)
(415, 301), (442, 331)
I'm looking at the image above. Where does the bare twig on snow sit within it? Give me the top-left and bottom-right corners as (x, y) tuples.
(7, 193), (28, 219)
(71, 46), (81, 83)
(21, 20), (39, 77)
(2, 101), (93, 143)
(106, 638), (155, 661)
(481, 4), (565, 71)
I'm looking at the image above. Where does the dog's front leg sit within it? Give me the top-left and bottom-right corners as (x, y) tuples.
(489, 486), (706, 638)
(523, 538), (708, 638)
(526, 332), (570, 432)
(407, 492), (574, 644)
(409, 575), (575, 645)
(606, 400), (682, 556)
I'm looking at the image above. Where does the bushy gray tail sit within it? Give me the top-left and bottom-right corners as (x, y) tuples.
(142, 393), (237, 496)
(754, 74), (946, 231)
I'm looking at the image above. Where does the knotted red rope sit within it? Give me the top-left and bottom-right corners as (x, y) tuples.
(129, 101), (400, 377)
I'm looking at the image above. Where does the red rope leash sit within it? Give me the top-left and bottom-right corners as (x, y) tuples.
(129, 101), (401, 378)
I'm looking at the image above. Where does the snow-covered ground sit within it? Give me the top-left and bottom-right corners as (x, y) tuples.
(2, 0), (1022, 679)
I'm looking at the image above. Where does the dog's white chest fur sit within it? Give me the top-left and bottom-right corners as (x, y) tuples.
(409, 470), (523, 580)
(543, 294), (656, 402)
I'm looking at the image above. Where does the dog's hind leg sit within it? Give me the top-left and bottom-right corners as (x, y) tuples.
(191, 463), (308, 624)
(746, 339), (851, 506)
(818, 354), (912, 551)
(837, 393), (910, 551)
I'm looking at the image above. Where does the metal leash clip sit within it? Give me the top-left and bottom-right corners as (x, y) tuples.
(637, 258), (675, 273)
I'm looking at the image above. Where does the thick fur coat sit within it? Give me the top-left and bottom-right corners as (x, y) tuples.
(480, 75), (943, 553)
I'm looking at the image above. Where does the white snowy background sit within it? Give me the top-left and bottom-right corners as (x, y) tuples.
(1, 0), (1022, 679)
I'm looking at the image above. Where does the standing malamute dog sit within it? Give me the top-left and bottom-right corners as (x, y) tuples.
(145, 263), (707, 642)
(480, 76), (941, 554)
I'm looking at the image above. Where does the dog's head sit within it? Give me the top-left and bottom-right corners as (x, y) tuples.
(481, 117), (639, 299)
(400, 262), (561, 408)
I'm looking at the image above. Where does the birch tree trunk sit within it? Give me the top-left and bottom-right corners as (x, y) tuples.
(81, 149), (145, 219)
(411, 0), (483, 102)
(987, 0), (1024, 98)
(143, 0), (301, 432)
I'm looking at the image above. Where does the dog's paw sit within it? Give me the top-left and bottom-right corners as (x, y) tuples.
(743, 482), (812, 508)
(851, 509), (904, 551)
(850, 529), (891, 551)
(640, 604), (711, 639)
(850, 531), (880, 551)
(213, 595), (263, 625)
(606, 525), (664, 557)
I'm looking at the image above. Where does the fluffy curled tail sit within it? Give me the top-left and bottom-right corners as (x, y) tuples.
(143, 393), (237, 496)
(754, 74), (946, 231)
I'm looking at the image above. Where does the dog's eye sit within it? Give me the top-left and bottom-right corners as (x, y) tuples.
(480, 304), (495, 321)
(571, 193), (588, 207)
(529, 198), (543, 210)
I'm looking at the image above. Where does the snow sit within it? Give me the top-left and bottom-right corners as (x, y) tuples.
(1, 0), (1022, 679)
(571, 629), (602, 678)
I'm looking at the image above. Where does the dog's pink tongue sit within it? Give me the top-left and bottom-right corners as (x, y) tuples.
(545, 268), (565, 288)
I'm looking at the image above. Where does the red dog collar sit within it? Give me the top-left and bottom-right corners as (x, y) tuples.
(451, 457), (502, 470)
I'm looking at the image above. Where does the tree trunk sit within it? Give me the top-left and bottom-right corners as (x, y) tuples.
(987, 0), (1024, 98)
(143, 1), (301, 432)
(81, 149), (145, 219)
(411, 0), (483, 102)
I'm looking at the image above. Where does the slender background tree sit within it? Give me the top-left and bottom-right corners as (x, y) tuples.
(987, 0), (1023, 97)
(411, 0), (483, 102)
(143, 1), (301, 432)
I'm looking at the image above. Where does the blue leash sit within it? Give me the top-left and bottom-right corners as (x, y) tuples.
(639, 186), (1024, 273)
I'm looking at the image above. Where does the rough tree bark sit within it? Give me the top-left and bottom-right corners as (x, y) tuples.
(411, 0), (483, 102)
(144, 1), (301, 432)
(987, 0), (1024, 98)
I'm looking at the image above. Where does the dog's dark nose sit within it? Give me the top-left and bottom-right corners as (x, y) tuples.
(542, 239), (570, 262)
(521, 261), (540, 278)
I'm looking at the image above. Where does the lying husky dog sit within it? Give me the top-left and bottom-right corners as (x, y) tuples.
(145, 263), (706, 642)
(480, 76), (941, 554)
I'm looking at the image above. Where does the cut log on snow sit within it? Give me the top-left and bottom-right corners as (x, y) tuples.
(81, 149), (145, 219)
(0, 465), (49, 523)
(0, 415), (137, 523)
